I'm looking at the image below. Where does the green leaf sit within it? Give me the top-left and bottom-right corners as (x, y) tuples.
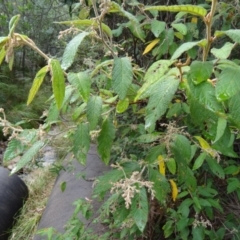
(132, 187), (148, 232)
(163, 220), (174, 238)
(68, 71), (91, 102)
(137, 133), (160, 143)
(172, 23), (187, 35)
(215, 29), (240, 44)
(9, 15), (20, 36)
(151, 20), (166, 37)
(61, 32), (89, 70)
(127, 21), (146, 42)
(61, 181), (67, 192)
(116, 98), (129, 113)
(57, 19), (112, 38)
(87, 96), (102, 130)
(135, 60), (175, 101)
(0, 36), (9, 49)
(0, 47), (6, 65)
(11, 140), (45, 174)
(3, 139), (24, 162)
(73, 123), (90, 165)
(192, 226), (205, 240)
(144, 5), (207, 17)
(211, 42), (235, 59)
(189, 61), (213, 85)
(224, 165), (239, 175)
(192, 152), (207, 171)
(171, 39), (207, 60)
(145, 77), (179, 132)
(206, 156), (225, 179)
(50, 59), (65, 109)
(166, 158), (176, 174)
(27, 66), (49, 105)
(97, 118), (116, 164)
(228, 93), (240, 128)
(227, 178), (240, 194)
(112, 57), (133, 100)
(216, 66), (240, 101)
(213, 117), (227, 143)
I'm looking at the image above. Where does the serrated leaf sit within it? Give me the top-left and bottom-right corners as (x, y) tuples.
(215, 29), (240, 44)
(171, 39), (207, 60)
(206, 156), (225, 179)
(132, 187), (148, 232)
(211, 42), (234, 59)
(189, 61), (213, 85)
(57, 19), (112, 38)
(169, 179), (178, 201)
(192, 152), (207, 170)
(144, 5), (207, 17)
(27, 66), (49, 105)
(68, 71), (91, 102)
(87, 96), (102, 130)
(158, 155), (165, 176)
(3, 139), (24, 162)
(151, 20), (165, 37)
(112, 57), (133, 100)
(145, 77), (179, 132)
(116, 98), (129, 113)
(11, 140), (45, 174)
(50, 59), (65, 109)
(143, 39), (160, 55)
(172, 23), (187, 35)
(97, 118), (116, 164)
(166, 158), (176, 174)
(61, 32), (89, 70)
(135, 60), (175, 101)
(73, 123), (90, 165)
(213, 117), (227, 143)
(216, 66), (240, 101)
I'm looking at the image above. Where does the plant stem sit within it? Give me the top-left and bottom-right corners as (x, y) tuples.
(203, 0), (218, 61)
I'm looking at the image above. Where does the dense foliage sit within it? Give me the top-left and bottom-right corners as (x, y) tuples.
(1, 0), (240, 239)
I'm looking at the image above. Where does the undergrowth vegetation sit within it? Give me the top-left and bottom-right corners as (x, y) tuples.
(1, 0), (240, 239)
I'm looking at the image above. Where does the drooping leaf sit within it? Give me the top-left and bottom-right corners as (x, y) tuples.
(195, 136), (216, 158)
(151, 20), (166, 37)
(87, 96), (102, 130)
(215, 29), (240, 44)
(144, 5), (207, 17)
(0, 36), (9, 49)
(61, 32), (89, 70)
(50, 59), (65, 109)
(216, 66), (240, 101)
(192, 152), (207, 171)
(206, 155), (225, 179)
(57, 19), (112, 38)
(27, 66), (49, 105)
(3, 139), (24, 162)
(145, 77), (179, 132)
(189, 61), (213, 85)
(73, 123), (90, 165)
(213, 117), (227, 143)
(172, 23), (187, 35)
(11, 140), (45, 174)
(169, 179), (178, 202)
(116, 98), (129, 113)
(158, 155), (165, 176)
(132, 187), (148, 232)
(211, 42), (235, 59)
(171, 39), (207, 60)
(97, 118), (116, 164)
(166, 158), (176, 174)
(68, 71), (91, 102)
(112, 57), (133, 100)
(143, 39), (160, 55)
(135, 60), (175, 100)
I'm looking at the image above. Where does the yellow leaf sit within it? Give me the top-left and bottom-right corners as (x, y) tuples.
(158, 155), (165, 176)
(174, 32), (183, 40)
(169, 179), (178, 202)
(195, 136), (216, 157)
(143, 39), (160, 55)
(191, 17), (198, 24)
